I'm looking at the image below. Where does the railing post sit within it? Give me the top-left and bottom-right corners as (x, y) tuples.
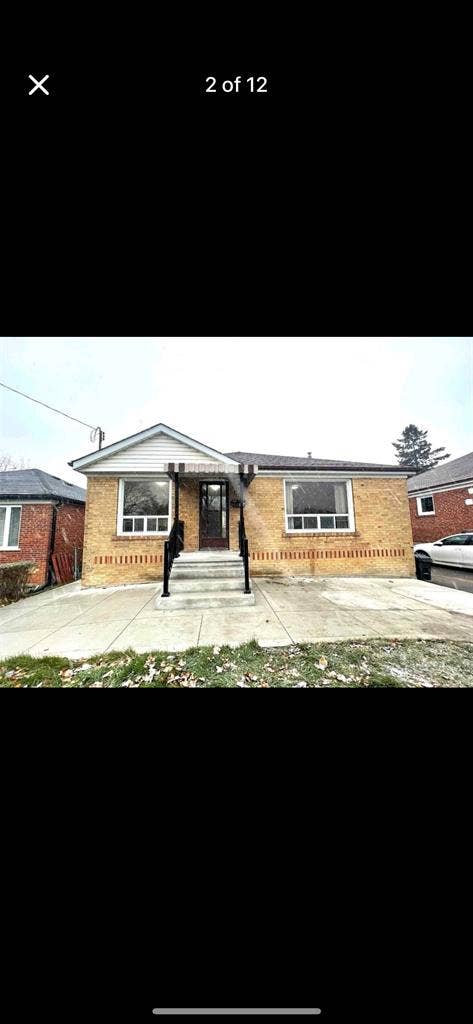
(239, 473), (244, 556)
(244, 538), (251, 594)
(173, 472), (180, 558)
(162, 541), (170, 597)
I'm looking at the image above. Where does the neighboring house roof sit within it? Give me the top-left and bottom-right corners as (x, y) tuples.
(226, 452), (411, 473)
(0, 469), (86, 503)
(407, 452), (473, 494)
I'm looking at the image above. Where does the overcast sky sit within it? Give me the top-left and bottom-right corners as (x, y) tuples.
(1, 338), (471, 485)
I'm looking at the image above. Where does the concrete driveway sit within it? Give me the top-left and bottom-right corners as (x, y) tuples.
(0, 576), (472, 658)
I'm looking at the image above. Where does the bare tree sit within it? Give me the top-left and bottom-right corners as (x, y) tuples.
(0, 453), (30, 471)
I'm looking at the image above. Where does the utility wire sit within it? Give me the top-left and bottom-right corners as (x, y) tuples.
(0, 380), (105, 446)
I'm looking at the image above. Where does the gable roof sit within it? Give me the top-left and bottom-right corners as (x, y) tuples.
(407, 451), (473, 494)
(226, 451), (412, 473)
(70, 423), (239, 471)
(0, 469), (86, 503)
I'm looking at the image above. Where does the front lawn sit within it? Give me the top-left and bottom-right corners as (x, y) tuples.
(1, 639), (472, 687)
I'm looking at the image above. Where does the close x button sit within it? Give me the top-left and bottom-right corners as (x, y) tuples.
(26, 73), (51, 96)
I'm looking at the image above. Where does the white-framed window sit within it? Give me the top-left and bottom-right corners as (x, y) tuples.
(416, 494), (435, 516)
(0, 505), (22, 549)
(284, 479), (355, 532)
(117, 478), (171, 535)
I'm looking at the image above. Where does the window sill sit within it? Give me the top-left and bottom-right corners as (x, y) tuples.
(0, 546), (20, 551)
(417, 512), (435, 517)
(283, 531), (356, 538)
(112, 534), (169, 541)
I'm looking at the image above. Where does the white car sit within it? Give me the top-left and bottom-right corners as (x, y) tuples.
(414, 532), (473, 569)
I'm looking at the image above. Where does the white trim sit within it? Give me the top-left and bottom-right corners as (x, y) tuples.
(416, 494), (435, 517)
(116, 477), (172, 537)
(70, 423), (240, 470)
(409, 479), (473, 499)
(283, 479), (355, 533)
(0, 504), (22, 549)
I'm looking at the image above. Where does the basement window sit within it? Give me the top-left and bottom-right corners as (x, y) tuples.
(284, 480), (354, 532)
(416, 495), (435, 516)
(0, 505), (22, 549)
(118, 479), (171, 535)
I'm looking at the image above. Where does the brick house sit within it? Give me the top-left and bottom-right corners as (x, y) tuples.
(408, 451), (473, 543)
(70, 423), (415, 600)
(0, 470), (86, 588)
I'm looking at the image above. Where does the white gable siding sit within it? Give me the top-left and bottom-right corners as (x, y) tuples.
(85, 434), (225, 473)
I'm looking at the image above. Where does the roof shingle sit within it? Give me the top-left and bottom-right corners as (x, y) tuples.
(407, 452), (473, 493)
(0, 469), (86, 502)
(226, 451), (410, 472)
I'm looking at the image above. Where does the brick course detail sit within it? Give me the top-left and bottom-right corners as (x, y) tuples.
(82, 474), (415, 586)
(409, 487), (473, 543)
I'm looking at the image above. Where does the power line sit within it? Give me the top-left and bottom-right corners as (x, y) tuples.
(0, 380), (105, 448)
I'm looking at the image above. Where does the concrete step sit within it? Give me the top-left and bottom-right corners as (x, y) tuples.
(172, 565), (245, 580)
(176, 553), (242, 565)
(171, 577), (245, 593)
(156, 590), (255, 610)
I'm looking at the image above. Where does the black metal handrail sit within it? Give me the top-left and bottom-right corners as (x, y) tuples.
(238, 507), (251, 595)
(161, 520), (184, 598)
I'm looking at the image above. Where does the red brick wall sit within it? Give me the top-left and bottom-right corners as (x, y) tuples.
(0, 504), (54, 586)
(409, 486), (473, 543)
(53, 504), (85, 560)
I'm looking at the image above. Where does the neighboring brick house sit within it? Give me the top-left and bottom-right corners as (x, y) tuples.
(69, 423), (416, 589)
(0, 470), (86, 587)
(408, 451), (473, 543)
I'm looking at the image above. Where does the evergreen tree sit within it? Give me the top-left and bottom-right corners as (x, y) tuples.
(392, 425), (451, 472)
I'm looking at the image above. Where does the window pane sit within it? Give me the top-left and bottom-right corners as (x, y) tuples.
(123, 480), (169, 515)
(8, 507), (21, 546)
(0, 507), (6, 545)
(421, 496), (434, 513)
(286, 481), (348, 515)
(133, 518), (145, 532)
(288, 516), (303, 530)
(442, 534), (469, 545)
(122, 518), (133, 532)
(335, 515), (349, 528)
(157, 517), (168, 532)
(305, 516), (318, 529)
(146, 518), (157, 532)
(320, 515), (335, 530)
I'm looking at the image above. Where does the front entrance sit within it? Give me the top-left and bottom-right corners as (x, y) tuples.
(199, 481), (229, 549)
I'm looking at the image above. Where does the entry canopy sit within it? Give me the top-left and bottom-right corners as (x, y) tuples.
(166, 463), (258, 476)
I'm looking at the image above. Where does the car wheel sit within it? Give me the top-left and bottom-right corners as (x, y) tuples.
(415, 551), (431, 560)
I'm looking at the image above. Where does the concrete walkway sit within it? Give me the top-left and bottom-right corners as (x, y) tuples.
(0, 576), (472, 658)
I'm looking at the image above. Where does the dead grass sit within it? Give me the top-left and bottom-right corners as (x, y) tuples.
(1, 639), (472, 687)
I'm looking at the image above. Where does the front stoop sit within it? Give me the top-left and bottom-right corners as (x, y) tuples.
(155, 550), (255, 610)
